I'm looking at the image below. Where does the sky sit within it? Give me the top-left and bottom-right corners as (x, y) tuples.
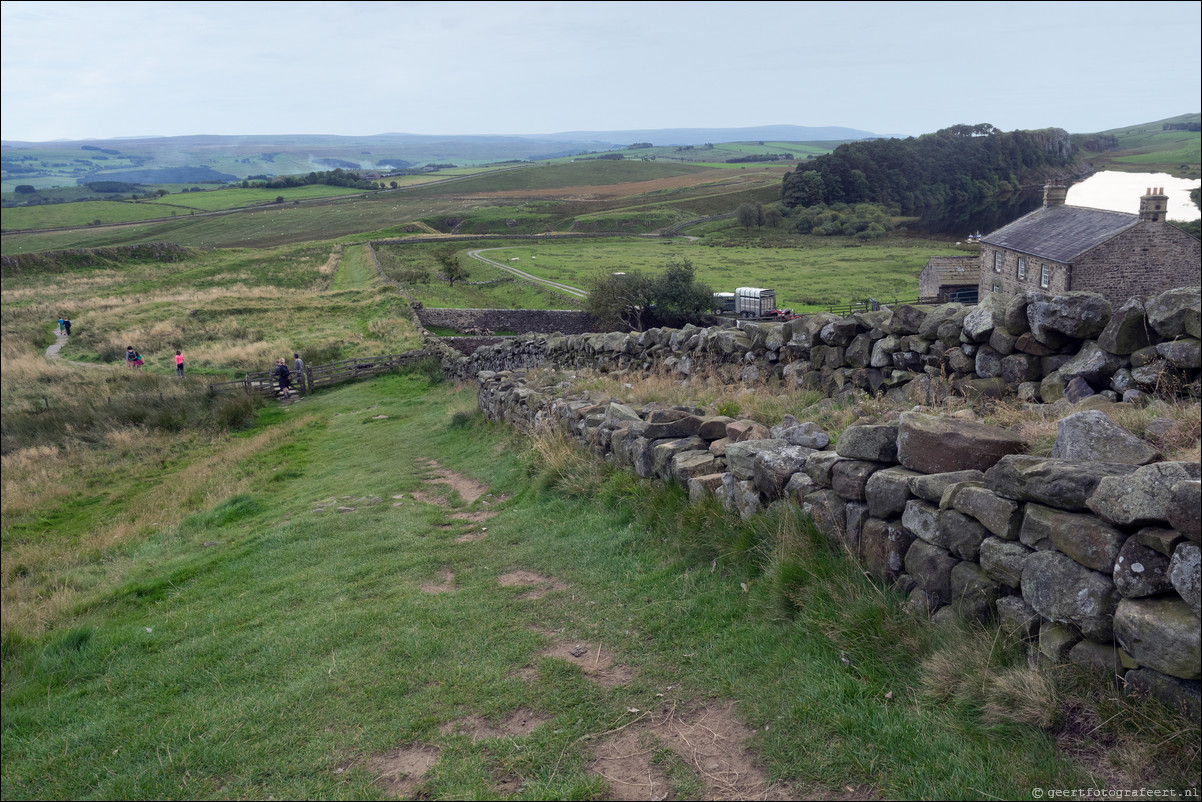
(2, 0), (1199, 143)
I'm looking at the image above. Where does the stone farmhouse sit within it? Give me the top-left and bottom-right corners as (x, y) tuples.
(975, 184), (1201, 306)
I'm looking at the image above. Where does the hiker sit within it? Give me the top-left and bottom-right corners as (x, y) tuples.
(126, 346), (143, 370)
(175, 350), (185, 377)
(63, 318), (71, 336)
(58, 317), (65, 335)
(273, 358), (292, 399)
(293, 352), (305, 373)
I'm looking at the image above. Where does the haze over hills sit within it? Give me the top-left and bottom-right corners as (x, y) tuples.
(514, 125), (894, 145)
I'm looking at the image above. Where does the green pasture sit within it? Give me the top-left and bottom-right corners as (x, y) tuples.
(1, 186), (379, 232)
(1, 200), (186, 231)
(375, 240), (582, 310)
(421, 236), (966, 311)
(141, 184), (365, 212)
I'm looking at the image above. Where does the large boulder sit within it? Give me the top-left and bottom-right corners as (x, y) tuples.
(980, 537), (1032, 588)
(904, 540), (959, 604)
(1019, 503), (1126, 573)
(1022, 551), (1120, 641)
(1050, 410), (1159, 465)
(1088, 461), (1202, 527)
(986, 456), (1139, 511)
(1027, 290), (1113, 341)
(862, 518), (915, 584)
(724, 438), (788, 480)
(865, 466), (920, 519)
(831, 460), (887, 502)
(946, 484), (1022, 540)
(835, 424), (899, 462)
(897, 412), (1026, 474)
(962, 294), (1008, 343)
(1113, 536), (1175, 599)
(770, 417), (831, 449)
(908, 470), (986, 503)
(1114, 598), (1201, 680)
(1167, 481), (1202, 543)
(1097, 297), (1153, 355)
(1145, 286), (1201, 340)
(1056, 342), (1126, 386)
(753, 444), (815, 501)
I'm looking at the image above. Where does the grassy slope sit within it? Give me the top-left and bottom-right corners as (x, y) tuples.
(0, 373), (1128, 800)
(1076, 114), (1202, 179)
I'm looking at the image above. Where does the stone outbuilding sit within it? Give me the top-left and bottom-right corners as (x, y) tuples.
(918, 256), (980, 303)
(977, 184), (1201, 306)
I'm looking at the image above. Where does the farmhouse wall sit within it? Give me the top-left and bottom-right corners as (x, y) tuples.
(981, 245), (1070, 298)
(1071, 225), (1202, 307)
(411, 286), (1202, 715)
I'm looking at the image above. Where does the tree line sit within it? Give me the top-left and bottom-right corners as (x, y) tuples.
(780, 124), (1077, 214)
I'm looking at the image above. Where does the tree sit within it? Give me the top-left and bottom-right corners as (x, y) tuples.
(14, 185), (37, 194)
(585, 270), (655, 332)
(436, 251), (470, 287)
(155, 189), (169, 197)
(650, 257), (714, 327)
(736, 203), (761, 229)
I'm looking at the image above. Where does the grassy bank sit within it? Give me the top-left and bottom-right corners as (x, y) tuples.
(2, 373), (1196, 800)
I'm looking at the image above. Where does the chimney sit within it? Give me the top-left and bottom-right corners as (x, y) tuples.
(1043, 182), (1067, 207)
(1139, 186), (1168, 222)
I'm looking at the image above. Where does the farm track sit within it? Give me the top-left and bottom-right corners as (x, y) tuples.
(467, 248), (589, 299)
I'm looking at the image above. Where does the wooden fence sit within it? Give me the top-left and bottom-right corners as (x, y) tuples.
(208, 350), (433, 399)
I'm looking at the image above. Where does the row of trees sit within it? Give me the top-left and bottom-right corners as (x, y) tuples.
(781, 124), (1077, 214)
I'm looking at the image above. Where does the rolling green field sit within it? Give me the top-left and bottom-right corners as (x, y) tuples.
(391, 236), (971, 312)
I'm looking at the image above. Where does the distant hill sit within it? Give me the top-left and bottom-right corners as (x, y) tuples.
(528, 125), (891, 146)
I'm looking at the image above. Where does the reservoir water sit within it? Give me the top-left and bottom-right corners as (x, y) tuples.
(1066, 171), (1200, 221)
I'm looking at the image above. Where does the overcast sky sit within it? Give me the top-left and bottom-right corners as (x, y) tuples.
(2, 0), (1199, 142)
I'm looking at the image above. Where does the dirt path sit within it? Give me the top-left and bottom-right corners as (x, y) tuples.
(45, 326), (115, 369)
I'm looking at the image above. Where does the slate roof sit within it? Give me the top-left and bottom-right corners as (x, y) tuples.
(924, 256), (978, 284)
(980, 204), (1141, 263)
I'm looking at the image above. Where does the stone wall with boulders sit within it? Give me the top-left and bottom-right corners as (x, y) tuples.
(416, 308), (596, 336)
(439, 287), (1201, 408)
(473, 368), (1201, 717)
(449, 285), (1202, 717)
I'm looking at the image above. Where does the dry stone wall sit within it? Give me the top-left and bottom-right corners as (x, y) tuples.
(456, 286), (1202, 717)
(416, 308), (595, 335)
(475, 370), (1201, 717)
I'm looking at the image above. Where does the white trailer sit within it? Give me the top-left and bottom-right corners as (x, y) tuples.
(734, 287), (777, 318)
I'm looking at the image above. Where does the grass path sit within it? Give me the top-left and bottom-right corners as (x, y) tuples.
(0, 373), (1156, 800)
(330, 244), (377, 291)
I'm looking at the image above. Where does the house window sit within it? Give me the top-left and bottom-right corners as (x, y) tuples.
(1017, 257), (1026, 280)
(992, 282), (1002, 293)
(1040, 264), (1050, 288)
(994, 252), (1003, 273)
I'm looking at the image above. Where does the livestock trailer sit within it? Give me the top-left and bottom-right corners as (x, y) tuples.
(734, 287), (777, 318)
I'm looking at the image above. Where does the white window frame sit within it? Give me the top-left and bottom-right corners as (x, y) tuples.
(1040, 263), (1050, 288)
(994, 251), (1003, 273)
(1017, 256), (1026, 281)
